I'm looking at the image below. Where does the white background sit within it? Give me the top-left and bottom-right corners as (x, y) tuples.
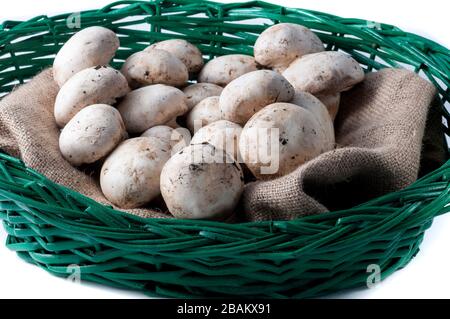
(0, 0), (449, 299)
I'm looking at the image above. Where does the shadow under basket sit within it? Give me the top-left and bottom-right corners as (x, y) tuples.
(1, 0), (450, 298)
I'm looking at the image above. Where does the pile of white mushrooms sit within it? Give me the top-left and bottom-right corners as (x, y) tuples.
(54, 23), (364, 220)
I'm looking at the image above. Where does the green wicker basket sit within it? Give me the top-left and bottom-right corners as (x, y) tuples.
(0, 0), (449, 298)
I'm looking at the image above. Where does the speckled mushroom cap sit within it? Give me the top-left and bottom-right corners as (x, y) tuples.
(145, 39), (204, 73)
(282, 51), (365, 94)
(53, 26), (119, 86)
(198, 54), (259, 86)
(239, 102), (328, 179)
(120, 49), (188, 88)
(100, 137), (171, 209)
(160, 143), (244, 220)
(254, 23), (324, 72)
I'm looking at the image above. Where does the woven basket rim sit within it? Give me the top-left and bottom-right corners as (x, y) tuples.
(2, 0), (450, 53)
(0, 0), (448, 241)
(1, 0), (450, 298)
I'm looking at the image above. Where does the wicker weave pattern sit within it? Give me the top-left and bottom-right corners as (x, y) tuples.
(0, 0), (449, 298)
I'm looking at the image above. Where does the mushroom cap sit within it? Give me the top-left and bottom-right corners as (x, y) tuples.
(191, 120), (243, 161)
(315, 92), (341, 121)
(198, 54), (259, 87)
(239, 102), (327, 179)
(120, 49), (188, 88)
(160, 143), (244, 220)
(254, 23), (324, 72)
(183, 83), (223, 110)
(54, 65), (129, 127)
(146, 39), (204, 73)
(291, 91), (335, 150)
(282, 51), (365, 94)
(117, 84), (188, 134)
(53, 26), (119, 86)
(141, 125), (191, 154)
(59, 104), (127, 166)
(186, 96), (221, 133)
(219, 70), (295, 125)
(100, 137), (171, 209)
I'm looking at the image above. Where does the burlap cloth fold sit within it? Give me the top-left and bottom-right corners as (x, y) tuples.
(0, 68), (445, 221)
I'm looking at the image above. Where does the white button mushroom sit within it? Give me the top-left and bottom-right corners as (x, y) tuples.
(282, 51), (365, 94)
(191, 120), (243, 161)
(254, 23), (324, 73)
(239, 102), (329, 179)
(164, 117), (181, 129)
(315, 92), (341, 121)
(186, 96), (221, 133)
(120, 49), (188, 88)
(100, 137), (171, 209)
(117, 84), (188, 134)
(54, 65), (130, 127)
(291, 91), (335, 150)
(182, 83), (223, 111)
(53, 26), (119, 87)
(59, 104), (127, 166)
(198, 54), (259, 87)
(219, 70), (295, 125)
(141, 125), (191, 154)
(145, 39), (204, 73)
(160, 143), (244, 220)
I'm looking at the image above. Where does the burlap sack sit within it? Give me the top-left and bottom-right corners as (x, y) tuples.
(242, 68), (444, 221)
(0, 68), (444, 221)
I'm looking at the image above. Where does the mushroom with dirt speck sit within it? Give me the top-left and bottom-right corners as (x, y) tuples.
(160, 143), (244, 220)
(164, 117), (181, 129)
(239, 102), (331, 179)
(219, 70), (294, 125)
(254, 23), (324, 73)
(59, 104), (127, 166)
(145, 39), (204, 73)
(282, 51), (365, 94)
(100, 137), (171, 209)
(315, 92), (341, 121)
(191, 120), (243, 161)
(141, 125), (191, 154)
(198, 54), (259, 87)
(117, 84), (188, 134)
(291, 91), (335, 150)
(186, 96), (221, 133)
(53, 26), (119, 87)
(54, 66), (129, 127)
(182, 83), (223, 111)
(120, 49), (188, 88)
